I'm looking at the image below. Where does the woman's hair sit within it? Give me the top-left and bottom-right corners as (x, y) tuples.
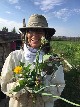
(41, 42), (51, 54)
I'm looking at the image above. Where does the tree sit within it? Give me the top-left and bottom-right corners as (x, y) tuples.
(2, 27), (8, 32)
(11, 27), (17, 33)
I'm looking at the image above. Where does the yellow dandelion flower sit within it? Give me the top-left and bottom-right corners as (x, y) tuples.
(14, 66), (22, 74)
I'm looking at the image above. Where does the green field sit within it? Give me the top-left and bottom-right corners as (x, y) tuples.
(50, 41), (80, 107)
(51, 41), (80, 67)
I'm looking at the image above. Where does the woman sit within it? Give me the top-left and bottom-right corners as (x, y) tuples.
(1, 14), (65, 107)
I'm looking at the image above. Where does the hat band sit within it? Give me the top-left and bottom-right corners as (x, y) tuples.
(28, 22), (48, 28)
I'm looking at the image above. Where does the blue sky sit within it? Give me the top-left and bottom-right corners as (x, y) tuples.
(0, 0), (80, 37)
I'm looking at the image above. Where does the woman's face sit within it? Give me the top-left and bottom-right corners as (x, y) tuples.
(26, 29), (45, 48)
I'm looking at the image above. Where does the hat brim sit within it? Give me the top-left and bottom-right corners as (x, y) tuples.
(19, 27), (56, 37)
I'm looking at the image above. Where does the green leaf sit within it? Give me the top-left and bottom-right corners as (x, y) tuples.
(13, 85), (24, 92)
(43, 55), (51, 62)
(19, 79), (26, 85)
(20, 62), (25, 67)
(23, 64), (32, 72)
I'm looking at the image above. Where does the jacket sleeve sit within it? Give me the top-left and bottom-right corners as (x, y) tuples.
(50, 65), (65, 97)
(42, 65), (65, 105)
(1, 52), (23, 98)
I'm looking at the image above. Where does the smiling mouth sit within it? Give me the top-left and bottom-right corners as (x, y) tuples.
(31, 39), (40, 42)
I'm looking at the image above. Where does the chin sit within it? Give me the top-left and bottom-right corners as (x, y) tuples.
(32, 45), (40, 48)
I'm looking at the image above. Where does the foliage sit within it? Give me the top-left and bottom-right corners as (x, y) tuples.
(12, 52), (61, 93)
(50, 40), (80, 107)
(11, 27), (17, 33)
(55, 67), (80, 107)
(51, 41), (80, 67)
(2, 27), (8, 32)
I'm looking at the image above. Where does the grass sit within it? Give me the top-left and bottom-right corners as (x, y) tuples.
(50, 41), (80, 67)
(50, 41), (80, 107)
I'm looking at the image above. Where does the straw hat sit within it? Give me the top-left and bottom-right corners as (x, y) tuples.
(19, 14), (56, 37)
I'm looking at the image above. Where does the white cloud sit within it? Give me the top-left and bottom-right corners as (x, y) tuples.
(53, 8), (71, 21)
(53, 8), (80, 21)
(15, 5), (21, 10)
(0, 18), (22, 33)
(33, 0), (64, 11)
(8, 0), (19, 4)
(73, 9), (80, 14)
